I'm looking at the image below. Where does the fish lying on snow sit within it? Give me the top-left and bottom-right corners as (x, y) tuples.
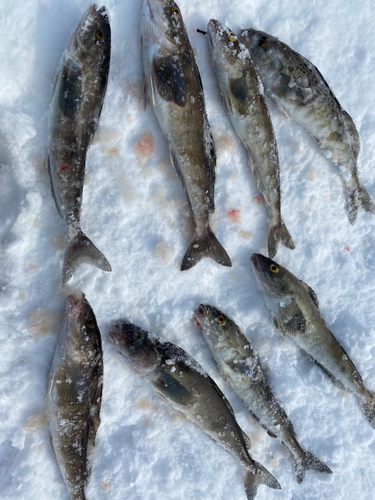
(109, 322), (281, 499)
(141, 0), (231, 270)
(195, 304), (332, 483)
(46, 291), (103, 500)
(251, 253), (375, 429)
(207, 19), (294, 259)
(240, 29), (375, 224)
(48, 4), (112, 283)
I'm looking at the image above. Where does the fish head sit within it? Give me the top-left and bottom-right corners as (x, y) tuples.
(251, 253), (294, 298)
(67, 4), (111, 66)
(141, 0), (187, 52)
(61, 291), (102, 362)
(207, 19), (245, 72)
(239, 29), (283, 79)
(109, 322), (160, 376)
(195, 304), (240, 351)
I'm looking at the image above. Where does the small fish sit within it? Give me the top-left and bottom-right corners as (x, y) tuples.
(195, 304), (332, 483)
(207, 20), (294, 259)
(46, 291), (103, 500)
(109, 322), (281, 499)
(251, 253), (375, 429)
(48, 5), (112, 283)
(240, 29), (375, 224)
(141, 0), (231, 270)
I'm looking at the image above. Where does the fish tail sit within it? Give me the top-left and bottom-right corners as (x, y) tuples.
(295, 450), (333, 484)
(358, 185), (375, 214)
(62, 228), (112, 283)
(243, 463), (281, 500)
(359, 390), (375, 429)
(345, 183), (375, 224)
(181, 226), (231, 271)
(267, 219), (295, 259)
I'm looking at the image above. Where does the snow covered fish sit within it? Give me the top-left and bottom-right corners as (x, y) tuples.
(141, 0), (231, 270)
(109, 322), (281, 499)
(240, 29), (375, 224)
(195, 303), (332, 483)
(251, 253), (375, 429)
(46, 291), (103, 500)
(48, 4), (112, 283)
(207, 20), (294, 259)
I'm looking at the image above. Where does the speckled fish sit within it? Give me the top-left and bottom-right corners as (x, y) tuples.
(207, 20), (294, 259)
(109, 322), (280, 499)
(46, 291), (103, 500)
(251, 253), (375, 429)
(195, 304), (332, 483)
(141, 0), (231, 270)
(48, 5), (112, 283)
(240, 29), (375, 224)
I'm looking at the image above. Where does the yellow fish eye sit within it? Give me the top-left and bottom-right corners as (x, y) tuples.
(134, 332), (142, 340)
(95, 29), (105, 42)
(172, 6), (181, 18)
(217, 315), (225, 325)
(229, 32), (237, 42)
(270, 264), (279, 273)
(86, 318), (95, 328)
(258, 36), (267, 47)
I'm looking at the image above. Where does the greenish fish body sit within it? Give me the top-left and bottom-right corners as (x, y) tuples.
(141, 0), (231, 270)
(109, 322), (281, 499)
(46, 291), (103, 500)
(207, 20), (294, 259)
(195, 304), (332, 483)
(48, 5), (112, 282)
(251, 253), (375, 429)
(240, 29), (375, 224)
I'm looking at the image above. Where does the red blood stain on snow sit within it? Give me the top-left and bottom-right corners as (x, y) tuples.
(60, 165), (69, 172)
(253, 194), (265, 204)
(344, 245), (350, 252)
(227, 209), (240, 222)
(134, 131), (154, 160)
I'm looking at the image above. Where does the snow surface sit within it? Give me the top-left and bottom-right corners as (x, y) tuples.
(1, 1), (375, 499)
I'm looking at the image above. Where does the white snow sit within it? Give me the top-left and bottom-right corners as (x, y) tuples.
(1, 1), (375, 500)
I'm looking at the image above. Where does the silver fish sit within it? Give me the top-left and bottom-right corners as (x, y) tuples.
(46, 291), (103, 500)
(48, 4), (112, 283)
(195, 304), (332, 483)
(240, 29), (375, 224)
(251, 253), (375, 429)
(207, 20), (294, 259)
(109, 322), (281, 499)
(141, 0), (231, 270)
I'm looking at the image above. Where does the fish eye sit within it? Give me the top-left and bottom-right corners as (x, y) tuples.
(228, 32), (237, 42)
(258, 36), (267, 47)
(95, 29), (105, 42)
(86, 318), (95, 328)
(133, 332), (142, 341)
(217, 315), (226, 325)
(172, 6), (181, 18)
(270, 264), (279, 273)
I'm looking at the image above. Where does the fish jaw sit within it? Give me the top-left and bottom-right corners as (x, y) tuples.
(141, 0), (177, 51)
(207, 19), (245, 74)
(195, 304), (233, 352)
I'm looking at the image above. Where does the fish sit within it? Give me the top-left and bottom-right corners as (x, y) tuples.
(207, 19), (294, 259)
(109, 322), (281, 499)
(141, 0), (231, 270)
(46, 291), (103, 500)
(251, 252), (375, 429)
(240, 29), (375, 224)
(195, 303), (332, 483)
(48, 4), (112, 283)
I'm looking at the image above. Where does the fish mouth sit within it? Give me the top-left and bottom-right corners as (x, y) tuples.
(194, 304), (208, 329)
(108, 321), (133, 345)
(250, 253), (262, 273)
(66, 291), (85, 317)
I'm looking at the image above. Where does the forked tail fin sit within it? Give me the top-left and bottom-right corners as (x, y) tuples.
(62, 228), (112, 283)
(268, 219), (295, 259)
(346, 185), (375, 225)
(295, 450), (333, 484)
(359, 389), (375, 429)
(243, 462), (281, 500)
(181, 226), (231, 271)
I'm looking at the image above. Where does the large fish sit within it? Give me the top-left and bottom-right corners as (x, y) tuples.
(46, 291), (103, 500)
(207, 20), (294, 259)
(195, 304), (332, 483)
(141, 0), (231, 270)
(240, 29), (375, 224)
(48, 5), (112, 283)
(251, 253), (375, 429)
(109, 322), (281, 499)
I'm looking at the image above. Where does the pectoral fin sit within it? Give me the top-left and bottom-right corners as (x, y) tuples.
(229, 75), (249, 115)
(152, 55), (186, 106)
(278, 299), (306, 337)
(58, 60), (82, 118)
(152, 371), (191, 406)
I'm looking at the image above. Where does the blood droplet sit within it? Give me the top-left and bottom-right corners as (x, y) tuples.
(253, 194), (265, 204)
(194, 317), (201, 329)
(60, 165), (69, 172)
(344, 245), (350, 252)
(227, 209), (240, 222)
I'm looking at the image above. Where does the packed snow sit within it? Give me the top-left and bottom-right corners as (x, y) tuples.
(1, 1), (375, 499)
